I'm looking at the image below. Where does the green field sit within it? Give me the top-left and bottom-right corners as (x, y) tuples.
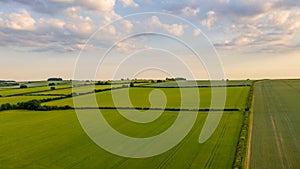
(43, 87), (250, 109)
(32, 85), (118, 95)
(146, 80), (252, 87)
(250, 80), (300, 168)
(0, 110), (242, 169)
(0, 85), (71, 96)
(8, 79), (300, 168)
(0, 96), (64, 105)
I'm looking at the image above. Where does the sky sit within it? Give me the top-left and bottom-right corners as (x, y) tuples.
(0, 0), (299, 81)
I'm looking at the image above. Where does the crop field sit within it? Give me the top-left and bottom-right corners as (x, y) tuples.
(0, 96), (64, 105)
(6, 79), (294, 168)
(0, 110), (242, 169)
(33, 85), (120, 95)
(146, 80), (252, 87)
(250, 80), (300, 168)
(0, 85), (71, 96)
(43, 86), (250, 109)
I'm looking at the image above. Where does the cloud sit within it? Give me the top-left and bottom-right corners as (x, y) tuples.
(150, 16), (184, 37)
(0, 0), (299, 54)
(215, 8), (300, 53)
(201, 11), (217, 29)
(63, 6), (95, 36)
(193, 29), (201, 36)
(0, 0), (117, 15)
(0, 9), (36, 31)
(120, 19), (134, 33)
(78, 0), (116, 12)
(121, 0), (139, 8)
(181, 6), (200, 16)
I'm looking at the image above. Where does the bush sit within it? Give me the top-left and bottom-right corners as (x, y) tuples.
(0, 103), (12, 111)
(48, 83), (55, 86)
(17, 99), (41, 110)
(50, 86), (56, 90)
(20, 84), (28, 88)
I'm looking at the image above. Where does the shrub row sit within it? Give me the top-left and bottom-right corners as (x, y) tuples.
(0, 99), (72, 112)
(75, 106), (240, 112)
(132, 84), (251, 88)
(232, 82), (255, 169)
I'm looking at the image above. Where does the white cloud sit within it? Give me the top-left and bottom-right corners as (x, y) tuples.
(63, 7), (95, 35)
(268, 10), (290, 26)
(201, 11), (217, 30)
(193, 29), (201, 36)
(150, 16), (184, 37)
(216, 9), (300, 53)
(1, 9), (36, 31)
(39, 18), (65, 29)
(49, 0), (74, 2)
(121, 0), (139, 8)
(79, 0), (116, 12)
(181, 6), (200, 16)
(120, 19), (134, 33)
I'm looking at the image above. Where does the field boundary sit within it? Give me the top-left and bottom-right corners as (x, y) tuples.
(132, 84), (251, 88)
(245, 82), (256, 169)
(75, 107), (242, 112)
(232, 81), (255, 169)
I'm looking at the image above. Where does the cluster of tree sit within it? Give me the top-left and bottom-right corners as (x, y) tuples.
(0, 80), (19, 87)
(165, 77), (186, 81)
(95, 81), (111, 85)
(0, 99), (72, 112)
(20, 84), (28, 88)
(47, 78), (63, 81)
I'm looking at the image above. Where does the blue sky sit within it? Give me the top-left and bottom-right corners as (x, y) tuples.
(0, 0), (299, 81)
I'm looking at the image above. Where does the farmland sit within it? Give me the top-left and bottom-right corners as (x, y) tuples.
(0, 80), (252, 168)
(145, 80), (252, 87)
(1, 79), (299, 168)
(0, 110), (242, 169)
(0, 95), (64, 105)
(43, 86), (250, 110)
(249, 80), (300, 168)
(0, 85), (71, 97)
(33, 84), (120, 95)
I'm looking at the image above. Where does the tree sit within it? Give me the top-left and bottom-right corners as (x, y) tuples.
(20, 84), (28, 88)
(18, 100), (41, 110)
(50, 87), (56, 90)
(130, 82), (134, 87)
(1, 103), (12, 110)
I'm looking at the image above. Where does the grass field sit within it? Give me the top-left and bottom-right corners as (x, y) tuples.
(0, 85), (71, 96)
(0, 110), (242, 169)
(0, 96), (64, 105)
(0, 70), (296, 165)
(43, 87), (250, 109)
(250, 80), (300, 168)
(146, 80), (252, 87)
(32, 85), (118, 95)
